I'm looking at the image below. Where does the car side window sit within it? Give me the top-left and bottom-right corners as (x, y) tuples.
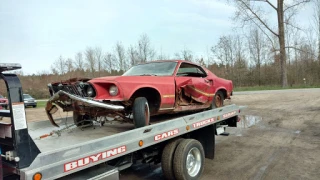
(177, 63), (207, 77)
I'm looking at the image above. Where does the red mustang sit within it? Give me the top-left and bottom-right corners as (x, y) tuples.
(46, 60), (233, 128)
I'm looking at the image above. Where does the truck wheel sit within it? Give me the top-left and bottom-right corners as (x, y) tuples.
(73, 112), (92, 127)
(133, 97), (150, 128)
(173, 139), (205, 180)
(211, 91), (224, 109)
(161, 138), (184, 180)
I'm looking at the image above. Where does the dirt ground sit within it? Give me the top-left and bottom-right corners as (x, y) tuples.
(23, 88), (320, 180)
(201, 88), (320, 180)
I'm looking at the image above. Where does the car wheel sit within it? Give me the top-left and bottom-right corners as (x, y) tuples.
(132, 97), (150, 128)
(211, 91), (224, 109)
(161, 138), (184, 180)
(33, 105), (37, 108)
(173, 139), (205, 180)
(73, 112), (93, 127)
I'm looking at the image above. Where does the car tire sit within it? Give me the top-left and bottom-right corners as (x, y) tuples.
(161, 138), (184, 180)
(33, 105), (37, 108)
(211, 91), (224, 109)
(73, 112), (93, 127)
(173, 139), (205, 180)
(132, 97), (150, 128)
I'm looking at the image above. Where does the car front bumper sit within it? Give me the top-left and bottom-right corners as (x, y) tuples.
(24, 102), (37, 107)
(46, 90), (125, 127)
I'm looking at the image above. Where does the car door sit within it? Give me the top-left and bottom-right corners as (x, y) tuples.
(174, 62), (214, 104)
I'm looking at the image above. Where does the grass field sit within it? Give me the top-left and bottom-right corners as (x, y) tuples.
(35, 101), (46, 108)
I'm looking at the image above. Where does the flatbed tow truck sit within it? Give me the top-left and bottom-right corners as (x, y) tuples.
(0, 63), (244, 180)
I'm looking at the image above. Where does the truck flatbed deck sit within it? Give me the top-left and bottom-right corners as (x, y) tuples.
(29, 113), (185, 152)
(29, 119), (133, 152)
(24, 105), (242, 179)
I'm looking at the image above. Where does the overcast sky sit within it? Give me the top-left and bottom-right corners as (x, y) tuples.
(0, 0), (314, 74)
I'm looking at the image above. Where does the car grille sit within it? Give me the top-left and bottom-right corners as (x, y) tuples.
(56, 84), (90, 98)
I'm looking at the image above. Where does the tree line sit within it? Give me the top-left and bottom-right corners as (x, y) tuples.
(1, 0), (319, 99)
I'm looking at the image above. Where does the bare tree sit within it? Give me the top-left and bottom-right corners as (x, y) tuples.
(74, 52), (85, 71)
(50, 65), (59, 75)
(211, 36), (233, 67)
(247, 28), (267, 86)
(127, 45), (138, 67)
(65, 58), (74, 73)
(231, 0), (311, 87)
(85, 47), (96, 77)
(51, 55), (66, 75)
(181, 48), (194, 62)
(234, 35), (246, 86)
(95, 47), (103, 76)
(137, 34), (155, 63)
(211, 34), (246, 82)
(65, 58), (74, 78)
(103, 52), (115, 73)
(312, 0), (320, 61)
(197, 57), (206, 66)
(115, 42), (126, 71)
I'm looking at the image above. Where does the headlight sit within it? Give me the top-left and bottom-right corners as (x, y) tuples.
(109, 85), (118, 96)
(86, 86), (95, 97)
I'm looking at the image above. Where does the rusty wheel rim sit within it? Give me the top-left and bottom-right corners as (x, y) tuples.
(215, 95), (222, 107)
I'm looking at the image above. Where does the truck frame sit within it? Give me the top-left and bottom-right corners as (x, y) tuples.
(0, 63), (244, 180)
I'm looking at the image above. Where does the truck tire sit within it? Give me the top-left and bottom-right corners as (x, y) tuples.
(133, 97), (150, 128)
(211, 91), (224, 109)
(73, 112), (92, 127)
(173, 139), (205, 180)
(161, 138), (184, 180)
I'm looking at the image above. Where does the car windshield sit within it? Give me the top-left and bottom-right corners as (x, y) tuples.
(123, 62), (177, 76)
(23, 94), (32, 99)
(0, 95), (3, 98)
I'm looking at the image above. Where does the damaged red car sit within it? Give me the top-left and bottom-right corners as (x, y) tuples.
(46, 60), (233, 128)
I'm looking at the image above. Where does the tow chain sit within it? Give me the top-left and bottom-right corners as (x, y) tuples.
(33, 112), (121, 140)
(33, 111), (80, 140)
(33, 119), (101, 140)
(33, 123), (78, 140)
